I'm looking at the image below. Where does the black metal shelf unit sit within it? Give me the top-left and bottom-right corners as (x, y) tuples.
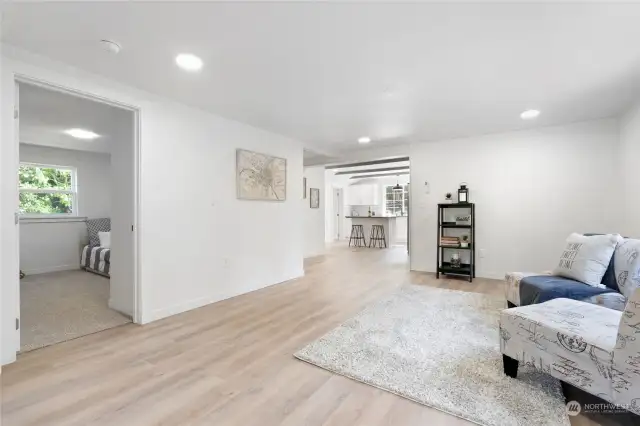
(436, 203), (475, 282)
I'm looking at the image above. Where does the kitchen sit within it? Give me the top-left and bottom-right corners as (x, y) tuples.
(324, 157), (410, 249)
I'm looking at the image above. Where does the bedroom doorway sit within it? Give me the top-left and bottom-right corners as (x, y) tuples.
(14, 79), (138, 353)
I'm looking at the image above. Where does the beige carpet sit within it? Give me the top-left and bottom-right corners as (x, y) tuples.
(20, 270), (131, 353)
(295, 286), (570, 426)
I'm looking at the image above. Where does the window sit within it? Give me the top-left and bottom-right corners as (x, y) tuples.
(385, 184), (409, 216)
(19, 163), (77, 216)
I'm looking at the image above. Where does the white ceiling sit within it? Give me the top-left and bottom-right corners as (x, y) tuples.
(18, 82), (132, 153)
(4, 3), (640, 156)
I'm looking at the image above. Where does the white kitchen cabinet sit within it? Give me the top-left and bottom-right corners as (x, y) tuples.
(346, 184), (379, 205)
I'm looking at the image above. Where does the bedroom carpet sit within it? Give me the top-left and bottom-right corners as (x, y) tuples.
(20, 270), (131, 353)
(295, 285), (570, 426)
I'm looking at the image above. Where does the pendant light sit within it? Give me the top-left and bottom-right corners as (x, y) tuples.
(393, 173), (403, 191)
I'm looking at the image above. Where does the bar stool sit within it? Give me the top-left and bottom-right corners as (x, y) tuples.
(348, 224), (367, 247)
(369, 224), (387, 248)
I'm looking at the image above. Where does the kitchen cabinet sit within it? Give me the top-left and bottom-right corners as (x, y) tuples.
(345, 184), (379, 206)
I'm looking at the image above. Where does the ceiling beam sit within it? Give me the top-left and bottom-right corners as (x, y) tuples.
(335, 166), (409, 175)
(326, 157), (409, 170)
(350, 171), (410, 179)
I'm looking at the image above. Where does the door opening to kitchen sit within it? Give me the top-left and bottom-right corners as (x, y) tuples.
(324, 157), (410, 252)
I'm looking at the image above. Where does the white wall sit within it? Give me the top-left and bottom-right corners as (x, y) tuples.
(303, 166), (325, 258)
(620, 101), (640, 238)
(324, 172), (334, 242)
(19, 221), (87, 275)
(1, 45), (304, 364)
(410, 119), (621, 279)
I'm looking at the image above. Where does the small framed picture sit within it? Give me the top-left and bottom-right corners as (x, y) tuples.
(303, 177), (307, 199)
(310, 188), (320, 208)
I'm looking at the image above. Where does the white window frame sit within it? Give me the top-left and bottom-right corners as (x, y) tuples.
(19, 161), (78, 218)
(384, 184), (409, 216)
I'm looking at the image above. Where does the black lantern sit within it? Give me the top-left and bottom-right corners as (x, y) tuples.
(457, 183), (469, 203)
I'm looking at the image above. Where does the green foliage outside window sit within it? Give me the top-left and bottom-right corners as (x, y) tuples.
(19, 165), (74, 214)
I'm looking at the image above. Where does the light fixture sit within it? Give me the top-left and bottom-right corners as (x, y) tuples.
(100, 39), (121, 54)
(393, 176), (403, 191)
(520, 109), (540, 120)
(175, 53), (203, 71)
(64, 128), (100, 140)
(358, 136), (371, 144)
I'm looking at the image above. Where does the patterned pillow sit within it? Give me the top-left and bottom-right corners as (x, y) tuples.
(86, 218), (111, 247)
(614, 239), (640, 299)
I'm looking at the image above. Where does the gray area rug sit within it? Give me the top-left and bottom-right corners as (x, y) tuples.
(295, 286), (570, 426)
(21, 270), (131, 352)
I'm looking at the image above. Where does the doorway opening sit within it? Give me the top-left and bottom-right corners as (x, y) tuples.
(325, 157), (410, 252)
(332, 188), (344, 240)
(15, 79), (138, 353)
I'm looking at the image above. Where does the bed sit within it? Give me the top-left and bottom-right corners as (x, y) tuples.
(81, 218), (111, 277)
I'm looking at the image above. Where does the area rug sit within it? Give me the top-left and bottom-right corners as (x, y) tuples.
(294, 286), (570, 426)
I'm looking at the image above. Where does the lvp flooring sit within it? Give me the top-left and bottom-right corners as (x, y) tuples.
(0, 243), (627, 425)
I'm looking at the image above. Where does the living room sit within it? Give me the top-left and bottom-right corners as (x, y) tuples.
(1, 2), (639, 426)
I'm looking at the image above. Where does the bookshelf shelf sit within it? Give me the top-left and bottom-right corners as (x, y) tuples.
(437, 203), (475, 282)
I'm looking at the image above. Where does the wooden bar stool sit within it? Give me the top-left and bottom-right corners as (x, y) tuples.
(369, 224), (387, 248)
(348, 224), (367, 247)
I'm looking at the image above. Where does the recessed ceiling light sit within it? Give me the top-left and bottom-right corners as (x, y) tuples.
(358, 136), (371, 144)
(520, 109), (540, 120)
(64, 128), (100, 140)
(100, 39), (121, 54)
(175, 53), (203, 71)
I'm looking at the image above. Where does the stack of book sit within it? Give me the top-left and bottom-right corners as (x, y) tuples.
(440, 236), (460, 247)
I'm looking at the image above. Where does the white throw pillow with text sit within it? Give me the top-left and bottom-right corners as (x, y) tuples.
(553, 233), (622, 287)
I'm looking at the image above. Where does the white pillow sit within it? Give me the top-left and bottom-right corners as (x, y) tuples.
(614, 239), (640, 299)
(553, 233), (622, 287)
(98, 231), (111, 249)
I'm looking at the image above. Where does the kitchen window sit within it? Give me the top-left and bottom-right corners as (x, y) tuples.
(19, 162), (77, 216)
(385, 184), (409, 216)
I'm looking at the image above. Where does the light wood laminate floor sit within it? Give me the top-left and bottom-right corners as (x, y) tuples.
(1, 243), (627, 425)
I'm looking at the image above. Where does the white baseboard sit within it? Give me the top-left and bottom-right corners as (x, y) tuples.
(141, 270), (305, 324)
(21, 264), (80, 275)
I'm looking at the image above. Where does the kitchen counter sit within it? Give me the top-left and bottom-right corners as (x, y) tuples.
(345, 215), (406, 219)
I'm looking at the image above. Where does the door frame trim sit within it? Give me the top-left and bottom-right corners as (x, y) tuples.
(13, 74), (143, 334)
